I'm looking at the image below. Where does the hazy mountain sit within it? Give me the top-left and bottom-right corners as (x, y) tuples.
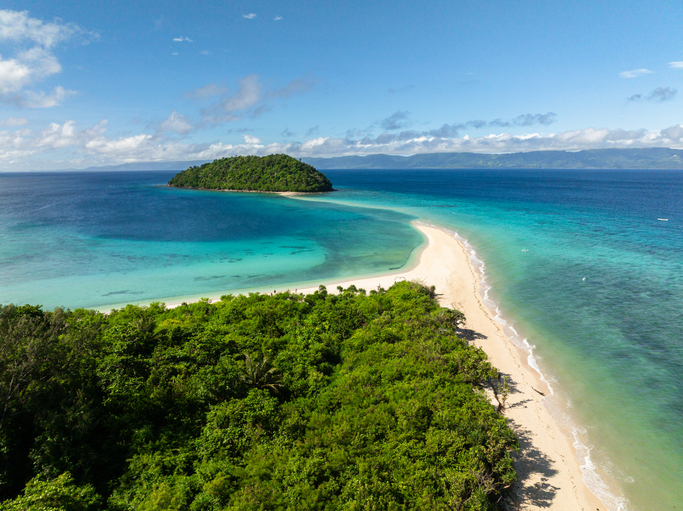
(23, 148), (683, 173)
(302, 148), (683, 169)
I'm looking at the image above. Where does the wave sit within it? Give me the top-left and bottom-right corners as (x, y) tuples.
(423, 222), (628, 511)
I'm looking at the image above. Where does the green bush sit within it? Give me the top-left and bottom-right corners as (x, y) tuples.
(0, 282), (516, 510)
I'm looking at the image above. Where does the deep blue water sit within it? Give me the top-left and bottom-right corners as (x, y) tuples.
(2, 168), (682, 510)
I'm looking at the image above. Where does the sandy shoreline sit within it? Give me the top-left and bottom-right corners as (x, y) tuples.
(108, 223), (606, 509)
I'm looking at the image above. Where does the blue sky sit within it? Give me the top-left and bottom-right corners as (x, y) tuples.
(1, 0), (682, 170)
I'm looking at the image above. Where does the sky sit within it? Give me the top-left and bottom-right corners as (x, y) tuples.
(0, 0), (682, 170)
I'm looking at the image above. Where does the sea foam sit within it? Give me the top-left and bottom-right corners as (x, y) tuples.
(429, 223), (628, 511)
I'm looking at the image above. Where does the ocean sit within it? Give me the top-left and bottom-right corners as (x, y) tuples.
(1, 168), (681, 510)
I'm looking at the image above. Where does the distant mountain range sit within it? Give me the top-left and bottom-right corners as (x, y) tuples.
(77, 160), (211, 172)
(28, 148), (683, 172)
(303, 148), (683, 169)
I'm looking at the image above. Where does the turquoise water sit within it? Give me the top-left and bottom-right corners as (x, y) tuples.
(0, 171), (422, 309)
(315, 169), (683, 511)
(1, 169), (682, 509)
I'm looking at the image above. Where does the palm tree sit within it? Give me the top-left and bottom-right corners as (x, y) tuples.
(238, 353), (283, 394)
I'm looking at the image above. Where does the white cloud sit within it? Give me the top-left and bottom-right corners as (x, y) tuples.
(274, 16), (283, 21)
(159, 110), (193, 135)
(173, 36), (193, 42)
(669, 61), (683, 69)
(0, 117), (27, 127)
(0, 10), (84, 48)
(171, 52), (178, 56)
(200, 74), (263, 125)
(85, 133), (154, 155)
(274, 124), (683, 157)
(3, 119), (683, 171)
(23, 86), (76, 108)
(244, 134), (262, 145)
(35, 120), (79, 148)
(0, 48), (61, 94)
(199, 74), (317, 125)
(221, 75), (262, 111)
(243, 13), (257, 19)
(0, 55), (34, 94)
(620, 68), (653, 78)
(661, 124), (683, 140)
(199, 50), (210, 56)
(0, 10), (89, 107)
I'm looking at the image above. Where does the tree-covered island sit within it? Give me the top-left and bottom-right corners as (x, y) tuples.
(0, 282), (517, 510)
(168, 154), (334, 193)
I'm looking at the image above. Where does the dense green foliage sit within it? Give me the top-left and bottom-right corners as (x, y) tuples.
(0, 282), (516, 510)
(168, 154), (334, 192)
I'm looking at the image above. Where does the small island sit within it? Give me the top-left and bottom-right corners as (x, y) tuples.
(167, 154), (334, 193)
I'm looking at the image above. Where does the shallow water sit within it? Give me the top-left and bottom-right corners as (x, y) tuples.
(0, 171), (421, 309)
(2, 168), (682, 509)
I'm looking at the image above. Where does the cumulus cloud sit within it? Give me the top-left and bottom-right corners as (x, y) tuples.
(661, 124), (683, 140)
(243, 135), (261, 145)
(270, 124), (683, 158)
(0, 118), (275, 167)
(668, 61), (683, 69)
(22, 86), (76, 108)
(159, 110), (194, 135)
(0, 10), (86, 48)
(3, 118), (683, 170)
(173, 36), (192, 42)
(0, 47), (61, 94)
(199, 74), (317, 125)
(620, 68), (653, 78)
(243, 13), (257, 19)
(0, 10), (91, 107)
(628, 87), (677, 103)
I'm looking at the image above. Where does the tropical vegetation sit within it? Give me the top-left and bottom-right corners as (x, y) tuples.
(0, 282), (517, 510)
(168, 154), (333, 192)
